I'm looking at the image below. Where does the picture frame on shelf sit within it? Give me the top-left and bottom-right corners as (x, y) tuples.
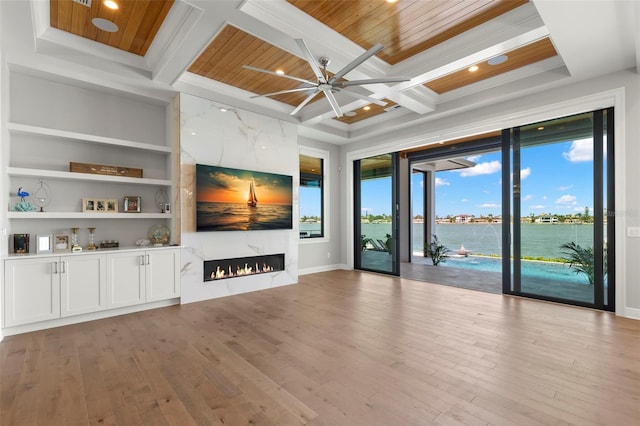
(82, 198), (118, 212)
(124, 196), (141, 213)
(13, 233), (30, 254)
(54, 234), (70, 252)
(36, 234), (53, 254)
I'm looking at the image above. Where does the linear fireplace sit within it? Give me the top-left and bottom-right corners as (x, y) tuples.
(204, 253), (285, 282)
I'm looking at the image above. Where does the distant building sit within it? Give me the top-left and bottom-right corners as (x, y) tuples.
(535, 215), (559, 223)
(455, 214), (473, 223)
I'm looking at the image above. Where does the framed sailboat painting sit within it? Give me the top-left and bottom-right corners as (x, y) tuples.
(196, 163), (293, 231)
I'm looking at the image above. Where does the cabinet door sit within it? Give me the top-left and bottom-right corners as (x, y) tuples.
(145, 249), (180, 302)
(4, 258), (61, 327)
(106, 252), (146, 308)
(60, 254), (107, 317)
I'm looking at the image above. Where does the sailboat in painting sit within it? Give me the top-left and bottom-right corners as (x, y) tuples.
(247, 179), (258, 207)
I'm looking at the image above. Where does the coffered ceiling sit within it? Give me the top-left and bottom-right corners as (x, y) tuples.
(21, 0), (640, 144)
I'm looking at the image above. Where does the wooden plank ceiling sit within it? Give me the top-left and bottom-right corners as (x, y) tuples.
(50, 0), (173, 56)
(287, 0), (528, 65)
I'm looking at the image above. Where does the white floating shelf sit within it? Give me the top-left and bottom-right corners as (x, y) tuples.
(8, 212), (172, 219)
(7, 167), (172, 186)
(7, 122), (172, 153)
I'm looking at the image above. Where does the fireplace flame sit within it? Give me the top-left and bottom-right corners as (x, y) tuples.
(211, 261), (276, 280)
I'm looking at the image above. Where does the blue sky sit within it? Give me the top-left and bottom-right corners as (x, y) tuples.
(301, 138), (598, 218)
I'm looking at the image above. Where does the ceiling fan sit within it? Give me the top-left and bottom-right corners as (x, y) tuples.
(243, 39), (410, 118)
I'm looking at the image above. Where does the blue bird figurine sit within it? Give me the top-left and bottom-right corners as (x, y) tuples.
(17, 187), (29, 199)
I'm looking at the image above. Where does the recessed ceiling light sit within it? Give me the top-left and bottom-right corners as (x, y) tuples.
(92, 17), (118, 32)
(468, 65), (479, 72)
(386, 0), (398, 3)
(538, 126), (545, 131)
(275, 69), (285, 75)
(488, 55), (508, 66)
(103, 0), (118, 10)
(219, 107), (228, 112)
(363, 106), (371, 111)
(344, 111), (357, 117)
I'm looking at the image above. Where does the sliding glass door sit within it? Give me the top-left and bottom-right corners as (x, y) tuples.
(354, 153), (399, 275)
(504, 109), (614, 310)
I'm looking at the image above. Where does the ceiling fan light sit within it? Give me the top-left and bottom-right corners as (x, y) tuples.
(344, 111), (357, 117)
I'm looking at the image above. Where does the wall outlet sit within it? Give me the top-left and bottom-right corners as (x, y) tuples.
(627, 227), (640, 237)
(327, 252), (331, 259)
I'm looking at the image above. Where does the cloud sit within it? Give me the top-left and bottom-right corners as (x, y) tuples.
(480, 203), (498, 208)
(466, 155), (482, 162)
(520, 167), (531, 180)
(532, 204), (545, 209)
(556, 194), (577, 205)
(523, 194), (533, 201)
(435, 177), (450, 187)
(459, 160), (501, 177)
(563, 138), (593, 162)
(461, 198), (469, 203)
(558, 184), (574, 191)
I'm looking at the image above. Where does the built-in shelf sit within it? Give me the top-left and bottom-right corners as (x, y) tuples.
(7, 167), (172, 186)
(7, 212), (172, 219)
(7, 122), (172, 153)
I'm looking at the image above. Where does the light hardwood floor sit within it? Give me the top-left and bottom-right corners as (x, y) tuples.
(1, 270), (639, 425)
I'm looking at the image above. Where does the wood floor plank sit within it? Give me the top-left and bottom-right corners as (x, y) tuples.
(2, 270), (639, 425)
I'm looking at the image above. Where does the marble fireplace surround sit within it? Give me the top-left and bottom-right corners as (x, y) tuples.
(179, 93), (299, 304)
(204, 253), (285, 282)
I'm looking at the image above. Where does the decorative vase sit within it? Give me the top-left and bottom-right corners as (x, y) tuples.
(87, 227), (97, 250)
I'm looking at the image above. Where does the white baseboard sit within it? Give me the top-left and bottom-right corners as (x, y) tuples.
(621, 307), (640, 320)
(299, 263), (349, 275)
(1, 298), (180, 336)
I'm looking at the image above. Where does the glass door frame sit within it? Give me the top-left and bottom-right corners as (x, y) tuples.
(502, 108), (615, 311)
(354, 153), (400, 276)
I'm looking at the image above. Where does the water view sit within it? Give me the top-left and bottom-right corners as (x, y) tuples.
(353, 222), (598, 284)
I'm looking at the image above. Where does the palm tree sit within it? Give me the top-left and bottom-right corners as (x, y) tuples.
(560, 242), (595, 285)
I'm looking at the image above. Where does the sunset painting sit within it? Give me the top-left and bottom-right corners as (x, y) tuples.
(196, 164), (293, 231)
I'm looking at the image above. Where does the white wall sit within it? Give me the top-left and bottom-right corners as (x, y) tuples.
(297, 136), (345, 274)
(179, 93), (299, 303)
(342, 69), (640, 319)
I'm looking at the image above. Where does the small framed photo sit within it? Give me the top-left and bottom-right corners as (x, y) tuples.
(82, 198), (95, 212)
(82, 198), (118, 213)
(54, 234), (70, 252)
(36, 234), (53, 254)
(124, 196), (141, 213)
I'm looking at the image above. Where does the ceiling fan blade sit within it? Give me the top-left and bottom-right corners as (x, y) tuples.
(328, 43), (383, 84)
(322, 90), (343, 117)
(336, 77), (411, 87)
(242, 65), (317, 86)
(337, 89), (388, 107)
(295, 39), (326, 83)
(290, 90), (322, 116)
(250, 87), (316, 99)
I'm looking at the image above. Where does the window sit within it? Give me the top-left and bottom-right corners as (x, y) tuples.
(299, 148), (328, 240)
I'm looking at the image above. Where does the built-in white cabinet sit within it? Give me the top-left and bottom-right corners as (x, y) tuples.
(4, 257), (61, 327)
(106, 248), (180, 308)
(3, 247), (180, 330)
(60, 254), (107, 318)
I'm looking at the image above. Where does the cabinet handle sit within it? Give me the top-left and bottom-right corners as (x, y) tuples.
(60, 261), (66, 274)
(146, 254), (150, 265)
(53, 261), (58, 274)
(140, 255), (145, 266)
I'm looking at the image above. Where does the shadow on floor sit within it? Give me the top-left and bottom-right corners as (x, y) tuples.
(401, 256), (502, 294)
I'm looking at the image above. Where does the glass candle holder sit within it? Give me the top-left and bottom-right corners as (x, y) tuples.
(87, 227), (97, 250)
